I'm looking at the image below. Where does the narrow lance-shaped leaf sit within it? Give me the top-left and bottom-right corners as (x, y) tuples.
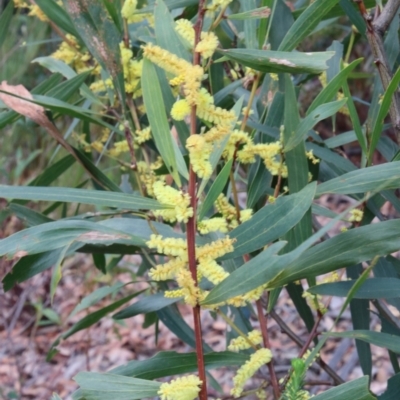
(228, 6), (271, 20)
(0, 186), (168, 210)
(216, 49), (334, 74)
(142, 59), (181, 186)
(284, 99), (347, 151)
(204, 219), (400, 304)
(110, 351), (249, 380)
(307, 59), (363, 114)
(198, 159), (233, 220)
(113, 292), (181, 319)
(308, 278), (400, 299)
(325, 330), (400, 354)
(369, 68), (400, 159)
(222, 182), (316, 260)
(0, 219), (146, 259)
(311, 376), (376, 400)
(74, 372), (161, 400)
(278, 0), (342, 51)
(316, 161), (400, 195)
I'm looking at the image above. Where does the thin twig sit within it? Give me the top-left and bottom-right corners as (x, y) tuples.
(256, 298), (281, 399)
(354, 0), (400, 145)
(374, 0), (400, 34)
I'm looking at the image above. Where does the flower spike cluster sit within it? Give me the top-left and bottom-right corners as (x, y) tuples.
(158, 375), (202, 400)
(147, 235), (235, 306)
(231, 348), (273, 397)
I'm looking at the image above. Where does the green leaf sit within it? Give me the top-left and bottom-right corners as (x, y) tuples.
(217, 49), (334, 74)
(369, 68), (400, 159)
(74, 372), (160, 400)
(222, 182), (316, 260)
(0, 0), (14, 48)
(278, 0), (341, 51)
(46, 71), (91, 102)
(154, 0), (191, 61)
(241, 0), (258, 49)
(2, 247), (79, 291)
(205, 218), (400, 304)
(284, 99), (347, 151)
(316, 161), (400, 195)
(378, 373), (400, 400)
(157, 305), (212, 352)
(342, 80), (367, 154)
(0, 186), (167, 210)
(228, 6), (271, 20)
(100, 0), (123, 32)
(0, 219), (146, 259)
(142, 59), (181, 185)
(311, 376), (376, 400)
(111, 351), (249, 379)
(138, 0), (198, 13)
(201, 241), (289, 305)
(198, 159), (233, 220)
(72, 148), (122, 192)
(35, 0), (80, 37)
(326, 330), (400, 354)
(347, 265), (372, 376)
(113, 292), (181, 319)
(9, 203), (53, 226)
(70, 282), (125, 317)
(62, 0), (125, 105)
(308, 278), (400, 299)
(307, 59), (363, 114)
(268, 219), (400, 288)
(33, 56), (101, 105)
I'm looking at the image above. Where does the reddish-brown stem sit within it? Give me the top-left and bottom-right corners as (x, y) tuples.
(256, 299), (281, 399)
(243, 253), (280, 398)
(298, 310), (323, 358)
(186, 2), (209, 398)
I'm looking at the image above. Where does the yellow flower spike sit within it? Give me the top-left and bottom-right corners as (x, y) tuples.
(208, 0), (234, 12)
(349, 209), (364, 222)
(135, 127), (152, 144)
(215, 194), (238, 222)
(137, 161), (165, 197)
(231, 348), (273, 398)
(108, 140), (130, 157)
(197, 217), (229, 234)
(195, 32), (219, 59)
(176, 269), (199, 307)
(197, 258), (229, 285)
(171, 99), (191, 121)
(306, 149), (320, 165)
(152, 181), (193, 223)
(158, 375), (202, 400)
(240, 209), (253, 223)
(196, 237), (235, 260)
(28, 4), (49, 21)
(175, 19), (195, 46)
(146, 234), (187, 257)
(228, 330), (263, 352)
(227, 286), (264, 307)
(149, 258), (187, 281)
(223, 129), (251, 160)
(121, 0), (138, 19)
(186, 135), (213, 178)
